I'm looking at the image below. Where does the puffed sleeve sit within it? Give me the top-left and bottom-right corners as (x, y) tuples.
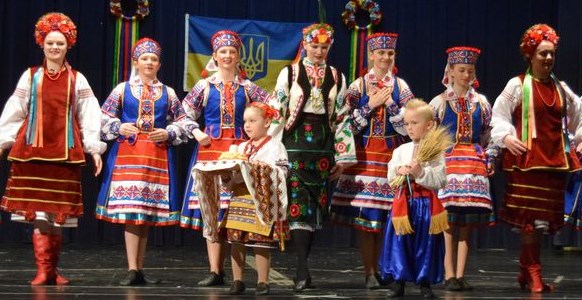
(387, 78), (414, 136)
(428, 94), (445, 124)
(333, 71), (357, 165)
(415, 154), (447, 190)
(181, 79), (208, 139)
(0, 70), (31, 150)
(387, 145), (403, 182)
(165, 86), (198, 145)
(561, 81), (582, 145)
(346, 78), (368, 132)
(490, 77), (522, 148)
(245, 81), (273, 104)
(100, 82), (125, 141)
(268, 67), (291, 142)
(75, 72), (107, 154)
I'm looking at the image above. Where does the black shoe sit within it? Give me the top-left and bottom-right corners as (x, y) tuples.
(256, 282), (270, 295)
(197, 271), (224, 286)
(119, 270), (145, 286)
(386, 281), (405, 298)
(444, 277), (462, 291)
(229, 280), (246, 295)
(378, 273), (394, 286)
(419, 282), (434, 298)
(456, 277), (473, 291)
(293, 276), (313, 292)
(365, 274), (380, 289)
(138, 270), (161, 284)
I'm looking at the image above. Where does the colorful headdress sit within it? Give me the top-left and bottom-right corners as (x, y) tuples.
(211, 30), (242, 52)
(519, 24), (559, 58)
(446, 46), (480, 65)
(302, 23), (334, 44)
(132, 37), (162, 60)
(34, 12), (77, 48)
(367, 33), (398, 51)
(249, 102), (278, 120)
(202, 30), (246, 78)
(442, 46), (481, 88)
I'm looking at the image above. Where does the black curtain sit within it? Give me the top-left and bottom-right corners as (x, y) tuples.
(1, 0), (582, 248)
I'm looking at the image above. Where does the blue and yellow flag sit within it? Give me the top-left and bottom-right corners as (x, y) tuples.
(183, 15), (309, 91)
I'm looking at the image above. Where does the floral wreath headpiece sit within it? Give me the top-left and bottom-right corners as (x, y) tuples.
(132, 37), (161, 60)
(341, 0), (382, 30)
(34, 12), (77, 48)
(519, 24), (559, 58)
(367, 32), (398, 51)
(249, 102), (278, 120)
(110, 0), (150, 21)
(302, 23), (334, 44)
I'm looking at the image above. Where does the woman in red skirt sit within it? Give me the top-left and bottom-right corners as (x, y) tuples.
(0, 12), (104, 285)
(490, 24), (582, 293)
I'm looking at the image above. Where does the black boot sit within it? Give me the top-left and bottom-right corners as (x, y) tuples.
(138, 270), (161, 284)
(291, 230), (314, 292)
(119, 269), (145, 286)
(386, 280), (405, 298)
(197, 271), (224, 286)
(255, 282), (270, 295)
(419, 281), (434, 298)
(228, 280), (246, 295)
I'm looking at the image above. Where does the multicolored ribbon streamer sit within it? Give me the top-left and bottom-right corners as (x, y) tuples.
(521, 68), (535, 150)
(112, 18), (139, 88)
(348, 25), (372, 83)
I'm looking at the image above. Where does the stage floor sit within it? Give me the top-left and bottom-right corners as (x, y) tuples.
(0, 243), (581, 299)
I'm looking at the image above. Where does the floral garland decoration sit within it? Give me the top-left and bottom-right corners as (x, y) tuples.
(341, 0), (382, 30)
(110, 0), (150, 21)
(341, 0), (383, 82)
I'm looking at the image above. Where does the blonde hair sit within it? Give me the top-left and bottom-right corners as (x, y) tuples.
(405, 98), (434, 122)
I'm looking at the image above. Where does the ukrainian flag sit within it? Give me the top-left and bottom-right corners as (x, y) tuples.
(183, 15), (309, 91)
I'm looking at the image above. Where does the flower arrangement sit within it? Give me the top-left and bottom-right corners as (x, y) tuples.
(110, 0), (150, 21)
(341, 0), (382, 29)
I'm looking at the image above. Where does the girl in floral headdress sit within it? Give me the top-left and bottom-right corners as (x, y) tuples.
(0, 12), (105, 285)
(192, 102), (288, 295)
(428, 46), (495, 291)
(97, 37), (192, 285)
(490, 24), (582, 293)
(180, 30), (273, 287)
(269, 23), (356, 292)
(330, 32), (414, 289)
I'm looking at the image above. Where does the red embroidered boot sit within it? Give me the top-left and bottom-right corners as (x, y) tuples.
(524, 242), (554, 293)
(30, 233), (55, 285)
(50, 234), (70, 285)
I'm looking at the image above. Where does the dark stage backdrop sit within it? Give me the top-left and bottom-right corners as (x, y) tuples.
(1, 0), (582, 249)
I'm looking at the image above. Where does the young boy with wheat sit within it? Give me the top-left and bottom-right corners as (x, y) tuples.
(380, 99), (452, 298)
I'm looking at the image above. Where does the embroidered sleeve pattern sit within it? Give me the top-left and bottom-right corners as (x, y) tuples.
(166, 86), (196, 145)
(182, 80), (207, 122)
(268, 67), (291, 142)
(388, 78), (414, 136)
(333, 72), (357, 164)
(490, 77), (521, 147)
(100, 83), (125, 141)
(75, 72), (106, 154)
(0, 70), (31, 149)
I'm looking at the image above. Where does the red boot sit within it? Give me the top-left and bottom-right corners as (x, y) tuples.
(50, 234), (70, 285)
(522, 242), (554, 293)
(517, 246), (530, 289)
(30, 233), (55, 285)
